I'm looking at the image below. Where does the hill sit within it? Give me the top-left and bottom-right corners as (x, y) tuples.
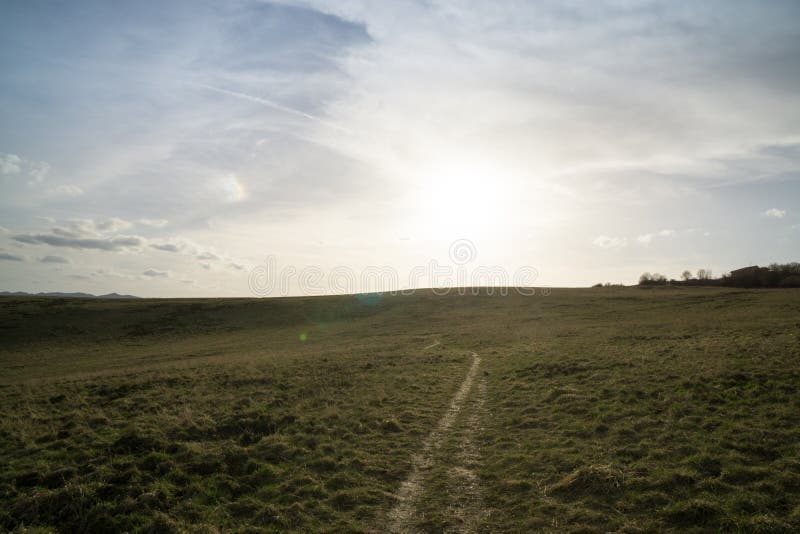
(1, 288), (799, 532)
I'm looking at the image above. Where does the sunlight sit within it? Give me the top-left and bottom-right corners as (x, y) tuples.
(409, 155), (512, 239)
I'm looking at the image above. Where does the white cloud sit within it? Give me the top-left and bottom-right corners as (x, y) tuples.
(137, 219), (169, 228)
(48, 184), (84, 196)
(638, 229), (675, 244)
(592, 235), (627, 249)
(0, 153), (21, 174)
(763, 208), (786, 218)
(50, 218), (133, 237)
(0, 225), (9, 233)
(0, 153), (49, 183)
(28, 161), (50, 183)
(96, 218), (132, 233)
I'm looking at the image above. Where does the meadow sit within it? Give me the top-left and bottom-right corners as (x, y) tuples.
(1, 287), (799, 532)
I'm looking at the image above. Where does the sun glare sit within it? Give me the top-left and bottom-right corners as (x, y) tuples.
(410, 156), (511, 239)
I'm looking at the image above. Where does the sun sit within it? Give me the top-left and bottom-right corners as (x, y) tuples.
(408, 155), (511, 240)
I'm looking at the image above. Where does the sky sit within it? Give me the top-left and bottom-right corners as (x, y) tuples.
(1, 0), (799, 297)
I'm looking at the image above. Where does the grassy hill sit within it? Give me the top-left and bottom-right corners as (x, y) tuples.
(1, 288), (799, 532)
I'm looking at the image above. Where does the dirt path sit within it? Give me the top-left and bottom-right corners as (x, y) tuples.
(387, 351), (484, 533)
(443, 371), (488, 533)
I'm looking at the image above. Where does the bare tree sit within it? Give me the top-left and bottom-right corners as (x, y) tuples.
(697, 268), (708, 280)
(681, 270), (692, 281)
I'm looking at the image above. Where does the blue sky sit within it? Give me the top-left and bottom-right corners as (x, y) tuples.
(1, 0), (798, 296)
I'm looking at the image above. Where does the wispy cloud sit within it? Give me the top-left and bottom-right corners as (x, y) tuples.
(39, 255), (70, 264)
(763, 208), (787, 218)
(0, 153), (49, 184)
(0, 252), (25, 261)
(637, 229), (676, 244)
(48, 184), (84, 196)
(137, 219), (168, 228)
(0, 153), (21, 174)
(14, 233), (144, 251)
(592, 235), (627, 249)
(150, 242), (185, 253)
(197, 84), (354, 135)
(142, 268), (169, 278)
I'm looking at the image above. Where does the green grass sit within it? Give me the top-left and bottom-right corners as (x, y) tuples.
(1, 287), (799, 532)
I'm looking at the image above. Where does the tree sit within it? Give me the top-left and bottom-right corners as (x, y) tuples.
(697, 268), (708, 280)
(681, 270), (692, 281)
(639, 272), (652, 285)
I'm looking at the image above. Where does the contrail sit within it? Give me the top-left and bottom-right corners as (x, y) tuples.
(196, 84), (354, 135)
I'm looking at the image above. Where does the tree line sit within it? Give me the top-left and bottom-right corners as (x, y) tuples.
(636, 263), (800, 288)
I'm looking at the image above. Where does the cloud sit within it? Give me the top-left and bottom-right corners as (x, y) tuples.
(143, 268), (169, 278)
(228, 263), (245, 271)
(39, 255), (70, 264)
(0, 252), (25, 261)
(198, 85), (354, 135)
(96, 218), (132, 233)
(50, 218), (133, 237)
(137, 219), (168, 228)
(39, 256), (70, 263)
(197, 252), (220, 261)
(13, 233), (144, 251)
(28, 161), (50, 183)
(90, 268), (133, 280)
(48, 184), (84, 196)
(638, 229), (676, 244)
(150, 242), (184, 252)
(0, 225), (9, 233)
(763, 208), (786, 218)
(592, 235), (627, 249)
(0, 153), (21, 174)
(0, 153), (49, 183)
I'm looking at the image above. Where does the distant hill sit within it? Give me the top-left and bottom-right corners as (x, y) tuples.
(0, 291), (139, 299)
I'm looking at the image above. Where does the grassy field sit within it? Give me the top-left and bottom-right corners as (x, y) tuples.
(1, 287), (799, 532)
